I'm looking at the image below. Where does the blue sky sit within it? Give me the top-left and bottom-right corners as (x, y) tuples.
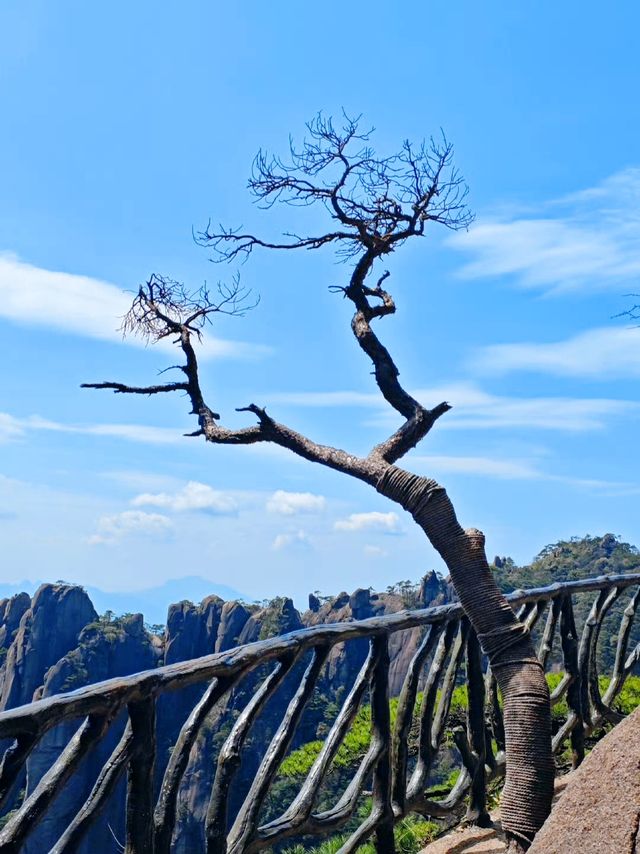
(1, 1), (639, 611)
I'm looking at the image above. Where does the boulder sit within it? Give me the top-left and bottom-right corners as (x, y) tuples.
(529, 707), (640, 854)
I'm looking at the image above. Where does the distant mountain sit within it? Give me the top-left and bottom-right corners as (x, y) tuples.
(0, 576), (247, 626)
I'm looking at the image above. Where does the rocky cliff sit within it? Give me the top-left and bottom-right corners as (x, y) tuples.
(0, 571), (450, 851)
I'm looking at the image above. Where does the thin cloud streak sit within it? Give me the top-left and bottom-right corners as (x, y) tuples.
(88, 510), (172, 545)
(0, 412), (334, 456)
(472, 326), (640, 379)
(271, 530), (311, 551)
(0, 412), (184, 445)
(410, 454), (639, 494)
(267, 382), (636, 432)
(448, 167), (640, 294)
(0, 253), (268, 360)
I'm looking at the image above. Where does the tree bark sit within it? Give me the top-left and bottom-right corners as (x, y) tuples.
(376, 465), (554, 847)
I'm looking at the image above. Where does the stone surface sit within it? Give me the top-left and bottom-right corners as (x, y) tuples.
(0, 573), (451, 853)
(420, 824), (506, 853)
(528, 706), (640, 854)
(0, 592), (30, 652)
(0, 583), (96, 709)
(24, 612), (161, 854)
(421, 718), (640, 854)
(420, 775), (573, 853)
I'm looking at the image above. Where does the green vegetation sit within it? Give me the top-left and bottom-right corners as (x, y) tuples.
(0, 810), (17, 831)
(492, 534), (640, 672)
(81, 612), (135, 645)
(259, 597), (294, 640)
(281, 815), (439, 854)
(385, 581), (423, 609)
(491, 534), (640, 591)
(279, 686), (468, 780)
(279, 675), (640, 781)
(271, 670), (640, 851)
(547, 673), (640, 719)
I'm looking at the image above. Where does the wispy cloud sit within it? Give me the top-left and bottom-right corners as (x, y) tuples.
(334, 511), (401, 533)
(410, 453), (638, 494)
(266, 382), (636, 432)
(266, 490), (326, 515)
(131, 481), (237, 514)
(412, 454), (539, 480)
(448, 167), (640, 294)
(0, 253), (268, 359)
(88, 510), (172, 545)
(0, 413), (26, 443)
(472, 326), (640, 379)
(0, 412), (184, 445)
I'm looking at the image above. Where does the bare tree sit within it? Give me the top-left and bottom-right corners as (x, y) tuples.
(84, 115), (553, 852)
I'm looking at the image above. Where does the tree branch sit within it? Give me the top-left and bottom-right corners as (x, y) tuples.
(84, 282), (384, 482)
(85, 116), (466, 473)
(80, 381), (190, 396)
(196, 227), (358, 263)
(200, 115), (472, 265)
(194, 115), (467, 443)
(371, 401), (452, 464)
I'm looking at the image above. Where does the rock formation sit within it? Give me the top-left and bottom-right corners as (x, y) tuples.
(528, 705), (640, 854)
(0, 573), (450, 851)
(0, 583), (96, 710)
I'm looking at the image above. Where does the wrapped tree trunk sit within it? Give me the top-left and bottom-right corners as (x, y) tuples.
(377, 466), (554, 849)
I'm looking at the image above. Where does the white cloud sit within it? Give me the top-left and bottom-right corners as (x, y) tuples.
(448, 167), (640, 294)
(88, 510), (172, 545)
(0, 412), (184, 445)
(335, 512), (401, 533)
(410, 453), (638, 493)
(271, 530), (311, 551)
(0, 413), (27, 443)
(266, 490), (326, 515)
(407, 384), (635, 431)
(441, 393), (634, 432)
(131, 481), (237, 514)
(0, 253), (267, 359)
(412, 454), (539, 480)
(269, 382), (636, 432)
(472, 326), (640, 379)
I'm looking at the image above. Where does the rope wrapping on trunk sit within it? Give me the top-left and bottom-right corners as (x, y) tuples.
(376, 465), (554, 844)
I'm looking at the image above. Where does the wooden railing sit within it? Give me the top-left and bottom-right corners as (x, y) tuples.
(0, 573), (639, 853)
